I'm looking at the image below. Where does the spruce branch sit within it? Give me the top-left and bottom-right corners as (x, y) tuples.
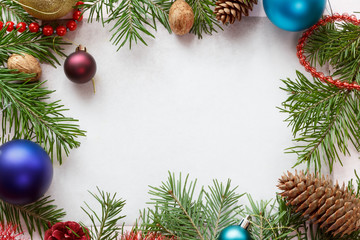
(143, 0), (172, 33)
(188, 0), (221, 38)
(83, 0), (221, 49)
(0, 28), (69, 67)
(107, 0), (156, 50)
(279, 71), (360, 173)
(204, 179), (243, 240)
(244, 195), (304, 240)
(81, 187), (126, 240)
(0, 69), (86, 164)
(84, 0), (118, 25)
(141, 172), (243, 240)
(0, 196), (66, 238)
(304, 21), (360, 84)
(145, 172), (206, 240)
(0, 0), (35, 22)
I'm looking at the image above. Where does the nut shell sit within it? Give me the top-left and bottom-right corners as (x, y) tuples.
(169, 0), (194, 35)
(18, 0), (77, 20)
(7, 53), (42, 81)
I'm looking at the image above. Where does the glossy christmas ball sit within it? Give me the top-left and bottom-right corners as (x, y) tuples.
(218, 226), (251, 240)
(18, 0), (77, 20)
(263, 0), (326, 31)
(64, 46), (97, 84)
(0, 140), (53, 205)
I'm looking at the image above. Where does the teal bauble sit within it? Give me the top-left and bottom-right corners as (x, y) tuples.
(218, 226), (251, 240)
(263, 0), (326, 31)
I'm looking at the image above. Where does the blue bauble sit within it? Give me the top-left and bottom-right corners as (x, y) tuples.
(218, 226), (251, 240)
(263, 0), (326, 31)
(0, 140), (53, 205)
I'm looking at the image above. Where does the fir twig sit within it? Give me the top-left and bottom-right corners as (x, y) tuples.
(0, 196), (66, 238)
(83, 0), (221, 49)
(0, 0), (35, 22)
(141, 172), (243, 240)
(244, 195), (304, 240)
(204, 179), (243, 240)
(107, 0), (156, 50)
(146, 172), (206, 240)
(81, 187), (126, 240)
(279, 71), (360, 173)
(0, 69), (86, 164)
(0, 28), (69, 67)
(304, 21), (360, 84)
(188, 0), (221, 38)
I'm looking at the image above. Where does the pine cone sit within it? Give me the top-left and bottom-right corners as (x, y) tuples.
(277, 170), (360, 237)
(214, 0), (258, 24)
(45, 221), (90, 240)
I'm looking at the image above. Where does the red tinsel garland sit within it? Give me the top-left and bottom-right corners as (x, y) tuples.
(297, 13), (360, 91)
(0, 223), (26, 240)
(120, 231), (176, 240)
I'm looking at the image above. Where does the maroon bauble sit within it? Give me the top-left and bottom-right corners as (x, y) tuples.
(64, 46), (97, 84)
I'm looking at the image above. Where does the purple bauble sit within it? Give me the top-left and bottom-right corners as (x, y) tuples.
(64, 47), (97, 84)
(0, 140), (53, 205)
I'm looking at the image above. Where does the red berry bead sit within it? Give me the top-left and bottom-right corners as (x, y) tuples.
(5, 21), (14, 32)
(76, 1), (84, 7)
(56, 26), (67, 36)
(73, 10), (83, 21)
(16, 22), (27, 33)
(66, 20), (77, 31)
(29, 22), (40, 32)
(0, 21), (3, 30)
(43, 25), (54, 36)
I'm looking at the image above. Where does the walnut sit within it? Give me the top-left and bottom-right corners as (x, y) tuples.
(7, 53), (42, 81)
(169, 0), (194, 35)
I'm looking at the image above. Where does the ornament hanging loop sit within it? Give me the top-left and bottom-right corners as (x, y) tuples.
(240, 215), (251, 230)
(76, 45), (87, 52)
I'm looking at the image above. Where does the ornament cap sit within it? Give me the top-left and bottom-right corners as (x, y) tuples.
(240, 215), (251, 230)
(76, 44), (87, 52)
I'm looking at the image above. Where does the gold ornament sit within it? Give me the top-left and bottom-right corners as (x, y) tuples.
(278, 170), (360, 237)
(169, 0), (194, 35)
(17, 0), (77, 20)
(7, 53), (42, 81)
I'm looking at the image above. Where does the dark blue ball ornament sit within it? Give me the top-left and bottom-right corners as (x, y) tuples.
(0, 140), (53, 205)
(263, 0), (326, 31)
(218, 226), (251, 240)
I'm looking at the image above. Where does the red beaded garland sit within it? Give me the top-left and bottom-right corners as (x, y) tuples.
(73, 10), (83, 21)
(2, 1), (83, 37)
(66, 20), (77, 31)
(56, 26), (67, 36)
(16, 22), (27, 33)
(297, 14), (360, 91)
(42, 25), (54, 36)
(29, 22), (40, 32)
(5, 21), (14, 32)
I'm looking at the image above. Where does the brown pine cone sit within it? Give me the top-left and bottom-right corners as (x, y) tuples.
(214, 0), (258, 24)
(278, 170), (360, 237)
(45, 221), (90, 240)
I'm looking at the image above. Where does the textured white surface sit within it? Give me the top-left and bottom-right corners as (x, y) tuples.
(33, 0), (360, 237)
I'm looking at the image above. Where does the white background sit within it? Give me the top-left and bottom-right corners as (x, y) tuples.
(34, 0), (360, 237)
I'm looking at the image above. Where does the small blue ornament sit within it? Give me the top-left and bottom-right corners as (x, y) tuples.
(0, 140), (53, 205)
(218, 226), (251, 240)
(218, 216), (251, 240)
(263, 0), (326, 31)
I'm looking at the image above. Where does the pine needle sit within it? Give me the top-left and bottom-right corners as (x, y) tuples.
(0, 196), (66, 238)
(81, 187), (126, 240)
(279, 71), (360, 173)
(0, 69), (86, 164)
